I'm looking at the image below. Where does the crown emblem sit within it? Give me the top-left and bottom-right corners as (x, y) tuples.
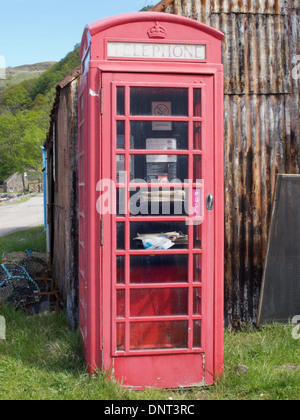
(147, 22), (167, 39)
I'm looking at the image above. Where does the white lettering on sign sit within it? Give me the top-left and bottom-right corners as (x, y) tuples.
(107, 42), (206, 61)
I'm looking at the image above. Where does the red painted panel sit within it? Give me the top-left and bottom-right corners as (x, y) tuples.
(79, 12), (224, 388)
(114, 354), (210, 389)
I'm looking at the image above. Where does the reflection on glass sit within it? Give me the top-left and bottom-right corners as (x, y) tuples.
(130, 87), (188, 116)
(130, 321), (188, 350)
(130, 121), (188, 150)
(117, 222), (125, 250)
(117, 188), (126, 216)
(193, 225), (202, 249)
(117, 87), (125, 115)
(130, 288), (188, 317)
(193, 288), (202, 316)
(116, 323), (125, 351)
(193, 320), (201, 348)
(193, 155), (202, 183)
(193, 89), (202, 117)
(117, 121), (125, 149)
(193, 122), (202, 150)
(117, 289), (125, 318)
(193, 255), (202, 283)
(130, 255), (189, 284)
(117, 256), (125, 284)
(116, 155), (125, 183)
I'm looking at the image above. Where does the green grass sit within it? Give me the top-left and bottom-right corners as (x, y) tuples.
(0, 305), (299, 400)
(203, 326), (300, 400)
(0, 228), (299, 400)
(0, 226), (46, 262)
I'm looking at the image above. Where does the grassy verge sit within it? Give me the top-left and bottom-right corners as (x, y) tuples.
(0, 226), (46, 262)
(0, 228), (299, 400)
(0, 308), (298, 400)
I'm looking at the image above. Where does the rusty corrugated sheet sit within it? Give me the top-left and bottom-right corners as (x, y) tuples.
(153, 0), (300, 15)
(44, 68), (81, 328)
(151, 0), (295, 95)
(151, 0), (300, 326)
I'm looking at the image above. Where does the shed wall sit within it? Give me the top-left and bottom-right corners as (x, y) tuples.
(45, 70), (80, 328)
(152, 0), (300, 325)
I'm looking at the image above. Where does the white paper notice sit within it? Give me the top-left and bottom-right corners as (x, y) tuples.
(146, 138), (177, 162)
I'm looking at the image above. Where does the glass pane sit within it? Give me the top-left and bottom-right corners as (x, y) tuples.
(130, 155), (188, 183)
(117, 256), (125, 284)
(117, 121), (125, 150)
(130, 121), (188, 150)
(116, 323), (125, 351)
(117, 289), (125, 318)
(193, 89), (202, 117)
(130, 255), (189, 284)
(193, 155), (202, 183)
(117, 222), (125, 250)
(130, 288), (188, 317)
(117, 87), (125, 116)
(117, 188), (126, 216)
(193, 225), (202, 249)
(193, 287), (202, 315)
(193, 122), (202, 150)
(129, 187), (189, 217)
(130, 221), (188, 249)
(130, 321), (188, 350)
(130, 87), (188, 116)
(193, 320), (202, 348)
(116, 155), (125, 183)
(193, 255), (202, 283)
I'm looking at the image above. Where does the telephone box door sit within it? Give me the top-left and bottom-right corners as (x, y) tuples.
(100, 72), (216, 388)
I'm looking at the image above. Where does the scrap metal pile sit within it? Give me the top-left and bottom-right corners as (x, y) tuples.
(0, 263), (40, 308)
(0, 252), (61, 311)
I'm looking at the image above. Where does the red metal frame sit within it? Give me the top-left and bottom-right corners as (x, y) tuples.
(79, 12), (224, 389)
(109, 75), (208, 356)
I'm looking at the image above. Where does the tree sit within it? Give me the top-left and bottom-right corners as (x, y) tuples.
(17, 125), (44, 178)
(0, 45), (82, 183)
(140, 5), (154, 11)
(0, 113), (20, 180)
(31, 93), (47, 110)
(0, 110), (46, 183)
(2, 86), (31, 114)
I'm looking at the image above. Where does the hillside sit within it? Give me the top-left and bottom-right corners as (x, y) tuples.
(6, 62), (57, 75)
(0, 62), (57, 92)
(0, 46), (81, 183)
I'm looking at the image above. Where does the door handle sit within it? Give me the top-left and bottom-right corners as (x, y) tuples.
(206, 194), (214, 211)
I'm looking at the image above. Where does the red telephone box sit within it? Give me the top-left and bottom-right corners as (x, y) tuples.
(79, 12), (224, 389)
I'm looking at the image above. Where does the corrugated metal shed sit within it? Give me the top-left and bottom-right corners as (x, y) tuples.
(151, 0), (300, 326)
(44, 66), (81, 328)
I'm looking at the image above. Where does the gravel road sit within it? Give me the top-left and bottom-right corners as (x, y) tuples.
(0, 194), (44, 237)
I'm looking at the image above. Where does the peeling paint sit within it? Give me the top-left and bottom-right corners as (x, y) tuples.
(89, 88), (99, 97)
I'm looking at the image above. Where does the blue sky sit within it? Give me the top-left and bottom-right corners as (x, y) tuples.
(0, 0), (155, 67)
